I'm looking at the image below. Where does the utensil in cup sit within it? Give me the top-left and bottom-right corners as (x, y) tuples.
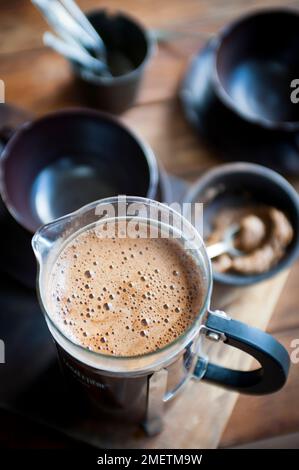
(71, 10), (156, 113)
(185, 162), (299, 285)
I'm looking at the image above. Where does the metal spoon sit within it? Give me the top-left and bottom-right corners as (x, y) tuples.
(43, 32), (108, 74)
(33, 0), (95, 49)
(59, 0), (107, 60)
(32, 0), (107, 62)
(206, 224), (244, 259)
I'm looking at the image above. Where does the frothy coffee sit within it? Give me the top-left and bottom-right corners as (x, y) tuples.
(48, 222), (204, 357)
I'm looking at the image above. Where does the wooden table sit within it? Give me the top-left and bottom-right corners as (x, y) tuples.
(0, 0), (299, 449)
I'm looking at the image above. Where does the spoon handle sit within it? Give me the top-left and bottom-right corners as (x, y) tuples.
(43, 32), (106, 73)
(32, 0), (102, 56)
(206, 241), (228, 259)
(59, 0), (107, 59)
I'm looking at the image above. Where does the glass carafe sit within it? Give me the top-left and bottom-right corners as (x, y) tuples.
(32, 196), (290, 435)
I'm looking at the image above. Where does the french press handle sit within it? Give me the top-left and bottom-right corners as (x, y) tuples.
(195, 310), (290, 394)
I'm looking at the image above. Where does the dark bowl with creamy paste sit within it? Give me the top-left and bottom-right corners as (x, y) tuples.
(185, 162), (299, 285)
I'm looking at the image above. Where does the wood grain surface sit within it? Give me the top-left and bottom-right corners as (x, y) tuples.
(0, 0), (298, 449)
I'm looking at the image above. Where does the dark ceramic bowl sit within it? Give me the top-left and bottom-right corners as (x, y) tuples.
(185, 162), (299, 285)
(180, 9), (299, 175)
(71, 9), (155, 113)
(214, 8), (299, 131)
(0, 107), (159, 233)
(0, 106), (162, 287)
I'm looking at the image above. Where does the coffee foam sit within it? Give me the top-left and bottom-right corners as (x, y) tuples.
(47, 222), (204, 357)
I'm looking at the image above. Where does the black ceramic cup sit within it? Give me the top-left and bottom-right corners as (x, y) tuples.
(71, 10), (155, 113)
(185, 162), (299, 286)
(0, 106), (159, 285)
(214, 8), (299, 130)
(181, 8), (299, 174)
